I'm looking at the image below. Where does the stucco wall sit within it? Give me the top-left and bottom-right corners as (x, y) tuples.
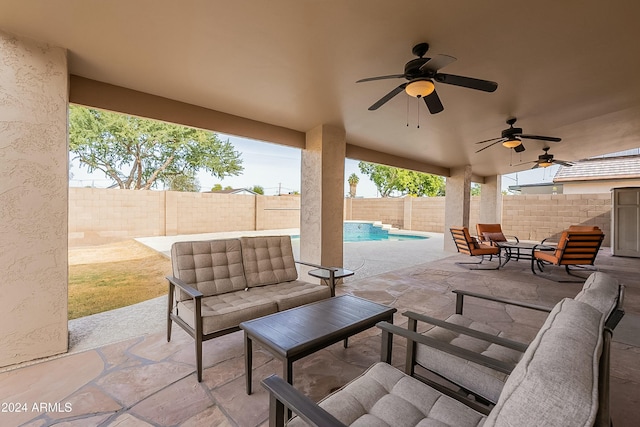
(0, 31), (69, 367)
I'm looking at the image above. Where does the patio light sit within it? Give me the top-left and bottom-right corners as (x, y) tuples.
(405, 79), (435, 98)
(502, 137), (522, 148)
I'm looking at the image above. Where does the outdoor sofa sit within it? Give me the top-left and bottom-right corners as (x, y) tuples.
(166, 235), (335, 381)
(262, 271), (623, 426)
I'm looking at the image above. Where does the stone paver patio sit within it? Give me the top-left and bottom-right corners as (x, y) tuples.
(1, 249), (639, 426)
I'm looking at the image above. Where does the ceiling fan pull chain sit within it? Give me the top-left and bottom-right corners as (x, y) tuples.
(417, 98), (420, 128)
(406, 96), (409, 127)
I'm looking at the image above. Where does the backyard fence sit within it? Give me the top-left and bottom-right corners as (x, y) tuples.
(69, 188), (611, 246)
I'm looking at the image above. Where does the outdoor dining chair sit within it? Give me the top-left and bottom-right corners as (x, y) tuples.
(476, 223), (519, 246)
(450, 227), (501, 270)
(532, 228), (605, 280)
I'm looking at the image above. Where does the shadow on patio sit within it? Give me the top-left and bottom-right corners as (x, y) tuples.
(1, 250), (639, 426)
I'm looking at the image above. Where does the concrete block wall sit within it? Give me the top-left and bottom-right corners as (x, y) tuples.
(502, 193), (611, 245)
(170, 192), (255, 235)
(348, 198), (405, 228)
(258, 195), (300, 230)
(69, 188), (165, 246)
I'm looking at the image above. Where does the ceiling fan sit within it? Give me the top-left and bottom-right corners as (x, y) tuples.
(475, 118), (562, 153)
(520, 147), (574, 169)
(356, 42), (498, 115)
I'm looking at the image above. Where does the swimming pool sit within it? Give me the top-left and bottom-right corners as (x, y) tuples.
(292, 222), (428, 242)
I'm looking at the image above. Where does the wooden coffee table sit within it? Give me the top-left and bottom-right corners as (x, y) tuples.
(239, 294), (396, 394)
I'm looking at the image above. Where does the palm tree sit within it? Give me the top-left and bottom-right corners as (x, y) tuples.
(348, 173), (360, 198)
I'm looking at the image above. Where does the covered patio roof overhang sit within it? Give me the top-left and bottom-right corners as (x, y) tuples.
(2, 0), (640, 366)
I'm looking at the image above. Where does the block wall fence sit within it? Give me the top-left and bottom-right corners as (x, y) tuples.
(69, 188), (611, 247)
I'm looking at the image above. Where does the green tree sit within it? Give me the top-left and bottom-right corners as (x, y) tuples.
(251, 185), (265, 195)
(358, 162), (445, 197)
(347, 173), (360, 197)
(69, 106), (243, 190)
(168, 173), (200, 192)
(211, 183), (223, 192)
(471, 183), (481, 196)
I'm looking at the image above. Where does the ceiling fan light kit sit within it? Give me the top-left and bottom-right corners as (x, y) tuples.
(502, 137), (522, 148)
(405, 79), (435, 98)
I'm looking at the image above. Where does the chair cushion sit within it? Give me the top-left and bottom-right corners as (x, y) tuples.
(171, 239), (247, 300)
(574, 272), (619, 320)
(241, 236), (298, 287)
(288, 362), (486, 427)
(482, 232), (507, 243)
(415, 314), (523, 403)
(484, 298), (604, 427)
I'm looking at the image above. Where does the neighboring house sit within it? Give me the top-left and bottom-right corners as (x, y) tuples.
(554, 154), (640, 194)
(208, 188), (259, 195)
(507, 182), (563, 195)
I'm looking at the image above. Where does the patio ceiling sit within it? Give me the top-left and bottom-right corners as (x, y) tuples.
(2, 0), (640, 178)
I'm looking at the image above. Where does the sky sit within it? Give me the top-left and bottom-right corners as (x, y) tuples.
(69, 133), (560, 196)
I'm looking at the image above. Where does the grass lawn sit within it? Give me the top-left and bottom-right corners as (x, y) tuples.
(68, 240), (171, 320)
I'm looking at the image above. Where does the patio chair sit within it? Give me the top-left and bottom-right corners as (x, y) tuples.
(476, 223), (519, 246)
(532, 228), (605, 280)
(450, 227), (501, 270)
(402, 271), (624, 408)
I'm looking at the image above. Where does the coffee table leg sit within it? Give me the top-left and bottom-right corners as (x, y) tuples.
(284, 359), (293, 420)
(245, 333), (253, 394)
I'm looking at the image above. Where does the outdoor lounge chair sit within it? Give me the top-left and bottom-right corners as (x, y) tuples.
(450, 227), (501, 270)
(476, 223), (519, 246)
(532, 228), (605, 279)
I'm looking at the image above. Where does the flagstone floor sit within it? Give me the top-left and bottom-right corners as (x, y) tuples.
(1, 250), (639, 426)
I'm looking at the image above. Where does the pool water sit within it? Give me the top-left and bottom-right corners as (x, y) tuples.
(293, 222), (428, 242)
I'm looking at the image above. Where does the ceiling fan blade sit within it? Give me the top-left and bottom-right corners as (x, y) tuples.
(513, 143), (526, 153)
(519, 134), (562, 142)
(475, 136), (504, 145)
(368, 83), (407, 110)
(420, 54), (457, 72)
(356, 74), (405, 83)
(423, 89), (444, 114)
(475, 140), (502, 153)
(531, 163), (540, 169)
(435, 73), (498, 92)
(555, 160), (574, 167)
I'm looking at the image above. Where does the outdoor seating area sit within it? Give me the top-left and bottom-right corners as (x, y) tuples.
(1, 247), (638, 426)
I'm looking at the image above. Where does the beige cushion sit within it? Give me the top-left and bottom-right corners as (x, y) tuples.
(176, 280), (329, 334)
(415, 314), (522, 403)
(171, 239), (246, 300)
(485, 298), (604, 427)
(288, 362), (486, 427)
(240, 236), (298, 287)
(574, 272), (619, 320)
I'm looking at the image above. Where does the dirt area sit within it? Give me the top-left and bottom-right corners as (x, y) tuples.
(68, 240), (172, 319)
(69, 239), (168, 265)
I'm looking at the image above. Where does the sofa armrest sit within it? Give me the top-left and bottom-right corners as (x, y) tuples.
(402, 311), (528, 352)
(295, 260), (339, 272)
(452, 289), (552, 315)
(377, 321), (516, 375)
(261, 374), (347, 427)
(166, 275), (203, 299)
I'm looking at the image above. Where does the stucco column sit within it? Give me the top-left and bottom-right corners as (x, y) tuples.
(479, 174), (502, 224)
(0, 31), (69, 366)
(300, 125), (345, 270)
(444, 165), (472, 252)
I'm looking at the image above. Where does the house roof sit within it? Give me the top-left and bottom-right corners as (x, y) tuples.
(3, 1), (640, 179)
(554, 155), (640, 182)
